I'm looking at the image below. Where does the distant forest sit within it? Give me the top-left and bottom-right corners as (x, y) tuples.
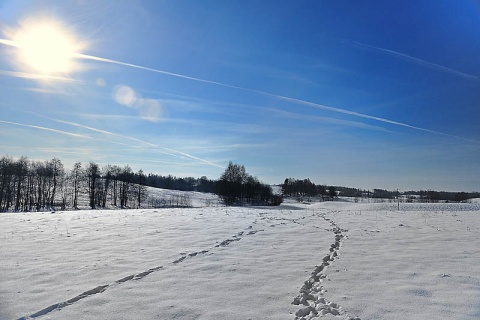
(0, 155), (478, 213)
(283, 178), (480, 203)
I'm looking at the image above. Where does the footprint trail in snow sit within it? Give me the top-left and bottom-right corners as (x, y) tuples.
(16, 266), (163, 320)
(16, 224), (263, 320)
(292, 211), (360, 320)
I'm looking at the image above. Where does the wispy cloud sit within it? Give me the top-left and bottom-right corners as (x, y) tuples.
(36, 147), (104, 156)
(34, 148), (183, 166)
(76, 113), (200, 127)
(352, 41), (479, 81)
(74, 111), (272, 135)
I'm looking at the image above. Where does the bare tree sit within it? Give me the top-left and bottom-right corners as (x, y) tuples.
(328, 186), (337, 201)
(48, 158), (64, 208)
(13, 156), (29, 211)
(31, 161), (49, 211)
(60, 170), (71, 209)
(119, 165), (133, 208)
(110, 165), (121, 207)
(0, 156), (14, 211)
(86, 162), (100, 209)
(71, 162), (83, 209)
(100, 165), (114, 208)
(134, 169), (148, 208)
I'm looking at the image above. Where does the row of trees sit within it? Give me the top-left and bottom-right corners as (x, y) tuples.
(404, 190), (480, 203)
(0, 156), (283, 212)
(216, 162), (282, 205)
(144, 174), (216, 193)
(336, 187), (394, 199)
(0, 156), (149, 212)
(281, 178), (336, 200)
(282, 181), (480, 203)
(334, 187), (479, 203)
(6, 155), (475, 212)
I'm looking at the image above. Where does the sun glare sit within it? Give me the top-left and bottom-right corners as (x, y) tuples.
(12, 21), (80, 74)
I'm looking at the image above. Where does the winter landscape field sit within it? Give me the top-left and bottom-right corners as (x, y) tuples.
(1, 2), (480, 319)
(1, 192), (480, 320)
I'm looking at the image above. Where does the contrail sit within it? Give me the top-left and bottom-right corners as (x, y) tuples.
(0, 106), (223, 167)
(264, 107), (391, 132)
(352, 41), (479, 81)
(75, 53), (249, 91)
(75, 53), (480, 144)
(0, 120), (90, 138)
(1, 37), (477, 144)
(268, 95), (480, 143)
(0, 39), (17, 47)
(45, 116), (224, 168)
(0, 69), (79, 82)
(51, 118), (157, 147)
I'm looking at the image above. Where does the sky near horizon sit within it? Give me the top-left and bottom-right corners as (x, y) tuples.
(0, 0), (479, 192)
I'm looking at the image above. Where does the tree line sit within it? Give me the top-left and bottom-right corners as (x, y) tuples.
(281, 180), (479, 203)
(144, 174), (216, 193)
(0, 156), (283, 212)
(0, 156), (153, 212)
(281, 178), (337, 200)
(3, 155), (476, 212)
(334, 186), (479, 202)
(403, 190), (480, 203)
(0, 156), (282, 212)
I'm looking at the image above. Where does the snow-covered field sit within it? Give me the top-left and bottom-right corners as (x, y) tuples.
(1, 197), (480, 319)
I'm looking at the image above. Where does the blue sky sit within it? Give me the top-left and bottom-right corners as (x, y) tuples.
(0, 0), (479, 191)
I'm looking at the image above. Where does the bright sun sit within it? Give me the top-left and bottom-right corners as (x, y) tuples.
(13, 22), (79, 74)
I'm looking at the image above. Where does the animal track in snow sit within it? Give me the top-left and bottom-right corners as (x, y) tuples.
(292, 212), (360, 320)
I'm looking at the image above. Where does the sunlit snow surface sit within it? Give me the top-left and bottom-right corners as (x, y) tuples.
(1, 198), (480, 320)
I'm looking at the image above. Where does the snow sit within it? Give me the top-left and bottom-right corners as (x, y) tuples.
(1, 197), (480, 320)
